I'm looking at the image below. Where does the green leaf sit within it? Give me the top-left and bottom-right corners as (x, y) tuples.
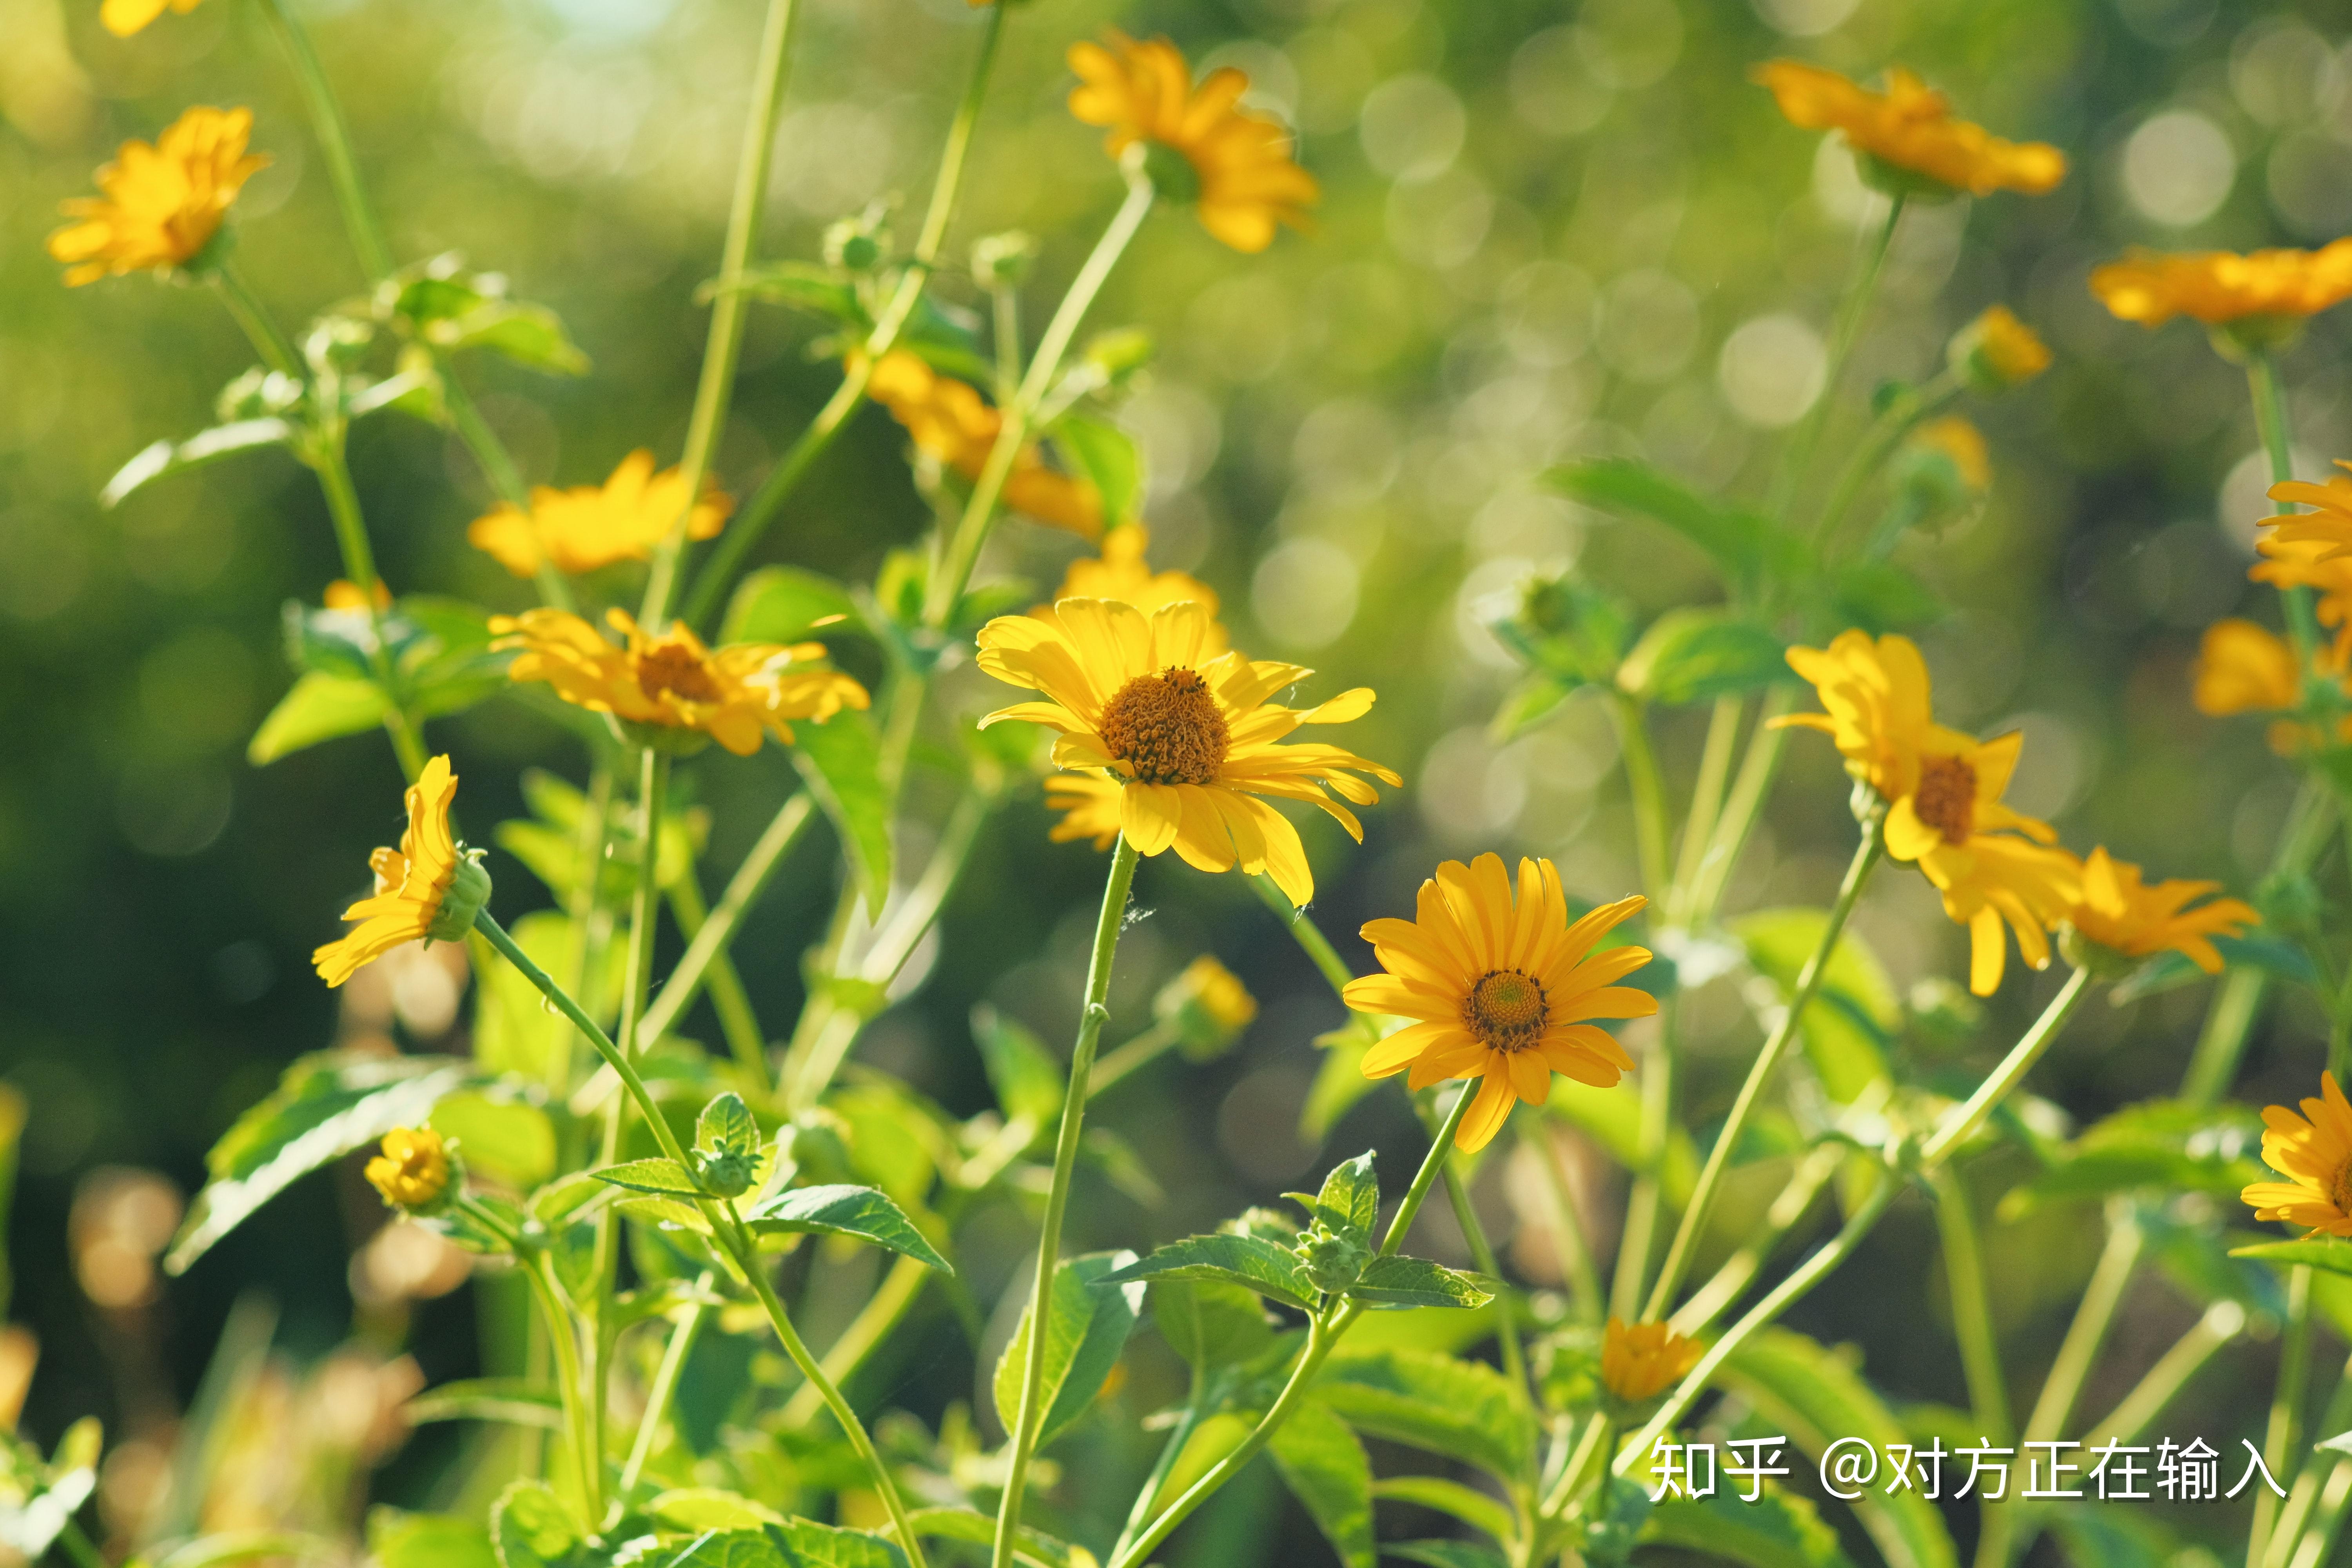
(368, 1510), (501, 1568)
(646, 1492), (787, 1532)
(1489, 671), (1578, 742)
(1825, 559), (1943, 635)
(1731, 907), (1899, 1105)
(2003, 1101), (2265, 1219)
(2109, 933), (2319, 1005)
(1617, 610), (1787, 706)
(696, 1093), (759, 1156)
(743, 1184), (951, 1272)
(1643, 1484), (1857, 1568)
(971, 1005), (1066, 1131)
(1487, 573), (1634, 685)
(1313, 1347), (1534, 1483)
(1096, 1232), (1318, 1310)
(2231, 1240), (2352, 1279)
(1267, 1397), (1375, 1568)
(593, 1158), (705, 1197)
(1385, 1543), (1510, 1568)
(1345, 1255), (1494, 1310)
(721, 567), (863, 648)
(403, 1379), (565, 1430)
(790, 710), (892, 909)
(428, 1093), (557, 1191)
(1050, 415), (1139, 528)
(456, 304), (590, 375)
(249, 672), (390, 764)
(490, 1481), (579, 1568)
(1716, 1329), (1958, 1568)
(713, 261), (863, 323)
(895, 1510), (1088, 1568)
(1546, 1081), (1699, 1205)
(101, 419), (295, 508)
(1149, 1278), (1276, 1371)
(1546, 458), (1807, 592)
(2043, 1503), (2186, 1568)
(168, 1051), (472, 1274)
(993, 1250), (1145, 1450)
(1300, 1150), (1379, 1247)
(1370, 1477), (1517, 1547)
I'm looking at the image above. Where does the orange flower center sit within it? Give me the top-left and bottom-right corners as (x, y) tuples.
(636, 642), (721, 706)
(1100, 667), (1229, 786)
(2331, 1159), (2352, 1217)
(1913, 755), (1977, 844)
(1463, 968), (1548, 1052)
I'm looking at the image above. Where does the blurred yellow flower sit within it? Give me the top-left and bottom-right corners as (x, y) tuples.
(2091, 242), (2352, 328)
(1751, 62), (2065, 198)
(49, 106), (269, 286)
(866, 350), (1102, 537)
(2067, 847), (2254, 974)
(1908, 417), (1990, 491)
(1068, 30), (1318, 253)
(1924, 836), (2082, 996)
(492, 608), (868, 756)
(1777, 630), (1972, 803)
(468, 450), (732, 578)
(314, 755), (471, 987)
(324, 578), (392, 612)
(102, 0), (200, 33)
(1047, 526), (1223, 644)
(1344, 854), (1653, 1152)
(365, 1127), (451, 1212)
(1156, 954), (1258, 1058)
(1949, 305), (2050, 391)
(2243, 1073), (2352, 1238)
(976, 599), (1396, 905)
(1045, 773), (1123, 850)
(2192, 619), (2301, 717)
(1601, 1318), (1702, 1404)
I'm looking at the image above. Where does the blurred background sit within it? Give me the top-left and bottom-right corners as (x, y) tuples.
(4, 0), (2350, 1557)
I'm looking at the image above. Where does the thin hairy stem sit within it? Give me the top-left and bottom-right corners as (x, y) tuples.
(253, 0), (392, 278)
(1765, 195), (1904, 524)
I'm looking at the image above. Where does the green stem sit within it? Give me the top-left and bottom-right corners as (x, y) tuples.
(1644, 828), (1883, 1318)
(2022, 1204), (2142, 1444)
(310, 440), (428, 780)
(1934, 1170), (2010, 1441)
(924, 172), (1156, 628)
(2183, 780), (2332, 1104)
(617, 749), (670, 1069)
(666, 877), (769, 1089)
(2265, 1347), (2352, 1568)
(1439, 1159), (1530, 1401)
(1670, 1137), (1842, 1336)
(1765, 195), (1905, 524)
(1668, 696), (1743, 926)
(639, 793), (815, 1047)
(1251, 872), (1355, 993)
(1610, 996), (1676, 1322)
(991, 835), (1142, 1568)
(212, 262), (300, 376)
(1382, 1087), (1481, 1257)
(1086, 1020), (1181, 1098)
(555, 766), (617, 1094)
(1110, 1400), (1203, 1565)
(1811, 370), (1963, 553)
(253, 0), (392, 278)
(2252, 1267), (2316, 1568)
(2250, 354), (2323, 666)
(1609, 695), (1671, 907)
(55, 1521), (107, 1568)
(1523, 1119), (1604, 1325)
(1682, 687), (1797, 925)
(523, 1252), (601, 1517)
(779, 1250), (932, 1429)
(1918, 966), (2093, 1166)
(639, 0), (803, 628)
(618, 1274), (713, 1499)
(2083, 1299), (2243, 1448)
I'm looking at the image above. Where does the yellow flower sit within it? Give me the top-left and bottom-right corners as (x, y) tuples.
(1155, 955), (1258, 1058)
(1921, 835), (2083, 997)
(865, 350), (1103, 538)
(1949, 305), (2051, 392)
(324, 578), (392, 612)
(1068, 31), (1319, 253)
(2067, 847), (2254, 974)
(1751, 61), (2065, 198)
(467, 450), (732, 579)
(1908, 417), (1990, 492)
(2193, 619), (2301, 718)
(1775, 631), (1973, 802)
(49, 106), (270, 286)
(1048, 525), (1224, 643)
(102, 0), (200, 34)
(2091, 242), (2352, 328)
(2243, 1074), (2352, 1238)
(365, 1127), (452, 1212)
(1045, 772), (1124, 850)
(975, 599), (1396, 906)
(1601, 1318), (1703, 1404)
(314, 755), (481, 987)
(1343, 855), (1654, 1153)
(492, 609), (868, 757)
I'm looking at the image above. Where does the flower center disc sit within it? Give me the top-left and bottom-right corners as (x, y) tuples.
(637, 642), (721, 705)
(2331, 1159), (2352, 1218)
(1464, 967), (1548, 1051)
(1100, 667), (1230, 786)
(1913, 755), (1977, 844)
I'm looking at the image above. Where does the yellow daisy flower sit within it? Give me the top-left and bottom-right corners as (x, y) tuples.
(49, 106), (269, 286)
(492, 608), (868, 757)
(102, 0), (200, 34)
(2067, 847), (2254, 974)
(1047, 525), (1223, 642)
(2243, 1073), (2352, 1238)
(1343, 855), (1654, 1153)
(2091, 242), (2352, 328)
(314, 755), (481, 987)
(1751, 61), (2065, 198)
(1601, 1318), (1703, 1404)
(467, 450), (732, 579)
(1949, 305), (2051, 392)
(975, 599), (1396, 905)
(1774, 630), (1971, 803)
(365, 1127), (452, 1212)
(865, 350), (1103, 538)
(1920, 835), (2082, 996)
(1068, 30), (1319, 253)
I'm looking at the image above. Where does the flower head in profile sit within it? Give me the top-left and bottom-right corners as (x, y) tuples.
(314, 756), (489, 987)
(468, 450), (731, 578)
(866, 350), (1102, 537)
(2092, 242), (2352, 331)
(1751, 62), (2065, 198)
(50, 106), (269, 286)
(1948, 305), (2051, 393)
(1921, 837), (2082, 996)
(1046, 525), (1224, 645)
(2243, 1074), (2352, 1238)
(976, 599), (1396, 905)
(366, 1127), (453, 1213)
(492, 608), (868, 756)
(1907, 417), (1991, 493)
(1601, 1318), (1702, 1405)
(1344, 855), (1654, 1152)
(2193, 619), (2302, 719)
(102, 0), (200, 34)
(1156, 954), (1258, 1058)
(1068, 31), (1318, 252)
(1775, 631), (1972, 802)
(2065, 847), (2254, 975)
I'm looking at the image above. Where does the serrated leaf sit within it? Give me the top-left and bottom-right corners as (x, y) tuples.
(994, 1250), (1144, 1450)
(1370, 1477), (1517, 1547)
(1314, 1347), (1533, 1483)
(101, 419), (295, 508)
(1643, 1483), (1856, 1568)
(790, 710), (891, 909)
(1307, 1151), (1379, 1247)
(490, 1481), (578, 1568)
(697, 1093), (758, 1156)
(1050, 415), (1138, 529)
(1096, 1232), (1317, 1310)
(1617, 609), (1787, 706)
(249, 672), (391, 764)
(616, 1196), (714, 1236)
(1267, 1397), (1375, 1568)
(1732, 907), (1898, 1106)
(971, 1005), (1065, 1131)
(743, 1184), (950, 1272)
(1346, 1256), (1495, 1310)
(168, 1052), (471, 1273)
(404, 1379), (565, 1430)
(721, 566), (863, 647)
(1150, 1278), (1277, 1371)
(593, 1158), (704, 1197)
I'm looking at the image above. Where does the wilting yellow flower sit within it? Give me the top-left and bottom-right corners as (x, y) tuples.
(1068, 31), (1318, 253)
(866, 350), (1102, 537)
(2067, 847), (2254, 974)
(1908, 417), (1990, 492)
(1344, 855), (1653, 1153)
(492, 609), (868, 757)
(49, 106), (269, 286)
(976, 599), (1396, 906)
(2243, 1074), (2352, 1238)
(1601, 1318), (1702, 1404)
(102, 0), (200, 34)
(468, 450), (732, 578)
(1156, 955), (1258, 1058)
(365, 1127), (452, 1212)
(1048, 525), (1223, 641)
(1949, 305), (2051, 392)
(2092, 242), (2352, 328)
(315, 756), (483, 987)
(1751, 62), (2065, 198)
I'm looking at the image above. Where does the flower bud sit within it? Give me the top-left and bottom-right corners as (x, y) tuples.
(1292, 1222), (1368, 1295)
(972, 231), (1039, 290)
(1154, 956), (1258, 1061)
(367, 1127), (454, 1213)
(1947, 305), (2050, 394)
(428, 851), (493, 945)
(824, 203), (894, 273)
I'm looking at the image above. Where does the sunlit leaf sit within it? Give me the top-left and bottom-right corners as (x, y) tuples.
(993, 1250), (1144, 1450)
(743, 1184), (951, 1272)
